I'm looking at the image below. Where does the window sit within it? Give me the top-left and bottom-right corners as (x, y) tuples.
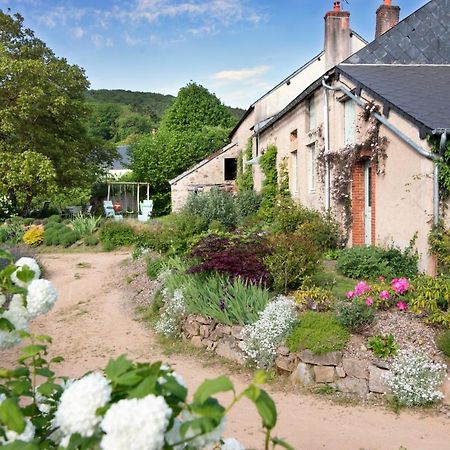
(291, 150), (298, 195)
(290, 129), (298, 144)
(307, 143), (316, 193)
(344, 100), (356, 145)
(224, 158), (238, 181)
(308, 96), (316, 131)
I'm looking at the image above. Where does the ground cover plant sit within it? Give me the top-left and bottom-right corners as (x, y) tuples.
(286, 311), (349, 355)
(43, 222), (79, 248)
(436, 330), (450, 358)
(367, 334), (399, 359)
(0, 249), (291, 450)
(385, 350), (446, 407)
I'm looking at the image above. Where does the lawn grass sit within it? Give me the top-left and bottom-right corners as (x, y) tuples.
(313, 261), (355, 299)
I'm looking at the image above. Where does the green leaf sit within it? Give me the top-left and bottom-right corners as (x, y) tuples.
(129, 376), (157, 399)
(105, 355), (133, 383)
(0, 398), (25, 433)
(15, 266), (35, 284)
(179, 416), (217, 439)
(37, 381), (60, 396)
(160, 375), (188, 403)
(193, 376), (234, 404)
(0, 249), (13, 263)
(253, 370), (268, 385)
(190, 398), (225, 422)
(272, 437), (295, 450)
(0, 318), (14, 332)
(1, 442), (39, 450)
(35, 335), (52, 343)
(19, 344), (47, 361)
(244, 385), (277, 430)
(7, 379), (31, 396)
(50, 356), (64, 364)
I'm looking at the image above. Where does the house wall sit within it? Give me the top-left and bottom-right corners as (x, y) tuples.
(258, 76), (441, 273)
(171, 146), (241, 212)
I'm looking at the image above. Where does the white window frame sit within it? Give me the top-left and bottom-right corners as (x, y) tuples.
(308, 96), (316, 131)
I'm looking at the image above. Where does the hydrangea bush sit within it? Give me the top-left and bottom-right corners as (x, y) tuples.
(0, 249), (292, 450)
(239, 297), (297, 369)
(384, 350), (447, 406)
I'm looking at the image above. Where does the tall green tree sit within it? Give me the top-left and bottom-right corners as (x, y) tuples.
(0, 11), (115, 191)
(130, 83), (236, 214)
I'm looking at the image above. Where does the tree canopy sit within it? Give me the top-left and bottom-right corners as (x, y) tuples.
(130, 83), (237, 214)
(0, 11), (115, 195)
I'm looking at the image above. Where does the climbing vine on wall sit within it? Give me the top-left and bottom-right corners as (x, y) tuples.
(316, 101), (388, 238)
(259, 144), (278, 219)
(236, 138), (254, 192)
(429, 136), (450, 201)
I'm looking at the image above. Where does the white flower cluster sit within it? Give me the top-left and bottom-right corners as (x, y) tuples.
(221, 438), (246, 450)
(155, 289), (187, 337)
(384, 350), (447, 406)
(239, 296), (297, 369)
(0, 257), (58, 349)
(100, 395), (172, 450)
(54, 372), (112, 439)
(0, 394), (36, 444)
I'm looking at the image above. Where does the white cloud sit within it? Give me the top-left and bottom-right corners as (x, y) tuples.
(91, 34), (113, 49)
(188, 25), (216, 36)
(210, 65), (271, 82)
(72, 26), (84, 39)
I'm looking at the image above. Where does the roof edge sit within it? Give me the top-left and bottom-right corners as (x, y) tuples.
(170, 142), (238, 185)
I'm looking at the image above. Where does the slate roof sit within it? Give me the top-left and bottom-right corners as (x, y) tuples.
(111, 145), (130, 170)
(337, 64), (450, 132)
(346, 0), (450, 65)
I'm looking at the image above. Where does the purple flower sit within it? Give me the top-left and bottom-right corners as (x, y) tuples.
(379, 290), (391, 301)
(391, 278), (410, 295)
(346, 291), (355, 299)
(219, 298), (225, 311)
(397, 301), (408, 311)
(365, 297), (374, 306)
(354, 281), (371, 296)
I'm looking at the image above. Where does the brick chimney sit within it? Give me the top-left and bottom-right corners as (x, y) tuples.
(324, 1), (351, 70)
(375, 0), (400, 38)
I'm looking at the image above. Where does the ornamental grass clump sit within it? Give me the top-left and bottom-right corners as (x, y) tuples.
(181, 272), (270, 325)
(384, 350), (447, 406)
(240, 296), (297, 369)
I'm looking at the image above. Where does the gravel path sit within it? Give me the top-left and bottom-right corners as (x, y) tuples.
(2, 252), (449, 450)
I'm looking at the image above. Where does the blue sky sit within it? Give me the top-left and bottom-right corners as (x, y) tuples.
(2, 0), (427, 108)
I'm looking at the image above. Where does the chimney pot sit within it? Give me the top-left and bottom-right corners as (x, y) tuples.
(384, 0), (392, 5)
(334, 1), (341, 12)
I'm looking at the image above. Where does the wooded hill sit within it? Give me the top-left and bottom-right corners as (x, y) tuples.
(85, 89), (245, 144)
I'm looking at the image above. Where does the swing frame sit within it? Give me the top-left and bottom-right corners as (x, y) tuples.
(106, 182), (151, 217)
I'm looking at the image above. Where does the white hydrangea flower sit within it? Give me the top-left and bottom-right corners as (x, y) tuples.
(158, 367), (187, 388)
(182, 411), (226, 449)
(54, 372), (111, 438)
(9, 294), (26, 311)
(1, 419), (35, 444)
(26, 279), (58, 318)
(11, 257), (41, 288)
(239, 296), (297, 369)
(100, 395), (172, 450)
(165, 419), (185, 450)
(35, 388), (51, 415)
(0, 303), (29, 349)
(222, 438), (246, 450)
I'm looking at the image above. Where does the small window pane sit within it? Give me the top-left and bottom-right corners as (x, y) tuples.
(224, 158), (238, 181)
(344, 100), (356, 145)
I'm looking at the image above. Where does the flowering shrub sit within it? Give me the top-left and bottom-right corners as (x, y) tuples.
(0, 194), (14, 220)
(0, 249), (292, 449)
(240, 297), (297, 369)
(384, 350), (447, 406)
(23, 225), (45, 247)
(155, 289), (187, 337)
(345, 278), (411, 311)
(188, 234), (271, 285)
(0, 253), (57, 349)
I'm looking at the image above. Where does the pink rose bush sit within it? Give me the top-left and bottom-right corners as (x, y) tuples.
(346, 277), (411, 311)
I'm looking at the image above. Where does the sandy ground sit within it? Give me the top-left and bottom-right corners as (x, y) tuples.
(1, 252), (449, 450)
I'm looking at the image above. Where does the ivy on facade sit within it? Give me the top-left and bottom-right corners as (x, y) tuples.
(236, 138), (254, 192)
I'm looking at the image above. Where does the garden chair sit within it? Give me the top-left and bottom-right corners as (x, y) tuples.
(103, 200), (123, 221)
(138, 200), (153, 222)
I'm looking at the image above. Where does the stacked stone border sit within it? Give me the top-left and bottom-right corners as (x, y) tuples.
(181, 314), (450, 403)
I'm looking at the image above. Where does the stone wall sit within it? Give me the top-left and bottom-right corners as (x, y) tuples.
(180, 314), (450, 404)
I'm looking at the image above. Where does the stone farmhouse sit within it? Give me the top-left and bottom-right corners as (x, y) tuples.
(171, 0), (450, 274)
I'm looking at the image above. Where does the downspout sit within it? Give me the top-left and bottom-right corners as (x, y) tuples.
(322, 83), (331, 211)
(322, 76), (442, 225)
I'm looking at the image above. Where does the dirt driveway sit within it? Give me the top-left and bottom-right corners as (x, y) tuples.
(2, 252), (449, 450)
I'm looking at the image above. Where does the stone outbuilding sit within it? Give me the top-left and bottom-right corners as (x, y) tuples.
(170, 143), (239, 212)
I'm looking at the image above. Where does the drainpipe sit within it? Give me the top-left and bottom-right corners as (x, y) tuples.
(322, 76), (442, 225)
(322, 84), (331, 211)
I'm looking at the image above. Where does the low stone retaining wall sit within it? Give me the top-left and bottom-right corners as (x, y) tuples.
(181, 314), (450, 404)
